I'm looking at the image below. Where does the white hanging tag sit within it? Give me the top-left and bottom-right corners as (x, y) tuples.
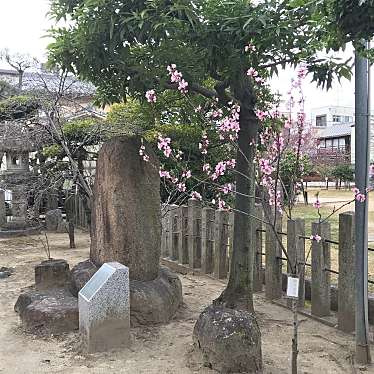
(287, 276), (299, 298)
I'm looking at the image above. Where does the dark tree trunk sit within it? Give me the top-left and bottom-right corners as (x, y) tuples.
(215, 77), (258, 311)
(68, 221), (76, 249)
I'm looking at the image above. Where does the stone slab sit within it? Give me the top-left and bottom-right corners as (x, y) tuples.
(79, 262), (130, 353)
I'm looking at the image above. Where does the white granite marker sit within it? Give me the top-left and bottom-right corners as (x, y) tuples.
(79, 262), (130, 353)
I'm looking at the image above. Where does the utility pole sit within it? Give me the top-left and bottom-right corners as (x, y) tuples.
(355, 40), (371, 365)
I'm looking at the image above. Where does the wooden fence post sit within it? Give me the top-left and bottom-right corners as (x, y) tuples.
(178, 205), (189, 264)
(161, 205), (171, 258)
(265, 215), (283, 300)
(201, 207), (215, 274)
(227, 212), (234, 274)
(0, 190), (6, 226)
(188, 199), (202, 269)
(171, 206), (179, 260)
(338, 211), (355, 333)
(214, 209), (230, 279)
(311, 221), (331, 317)
(287, 218), (305, 308)
(253, 205), (263, 293)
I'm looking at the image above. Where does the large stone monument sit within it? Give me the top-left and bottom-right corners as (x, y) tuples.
(90, 136), (160, 281)
(79, 262), (130, 353)
(71, 136), (182, 325)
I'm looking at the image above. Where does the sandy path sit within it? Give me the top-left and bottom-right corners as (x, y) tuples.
(0, 231), (371, 373)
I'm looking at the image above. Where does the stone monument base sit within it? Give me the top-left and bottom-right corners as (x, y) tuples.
(15, 258), (182, 335)
(71, 260), (183, 326)
(15, 287), (78, 334)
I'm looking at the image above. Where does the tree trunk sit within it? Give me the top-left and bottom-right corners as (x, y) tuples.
(18, 70), (24, 91)
(214, 78), (258, 311)
(68, 221), (76, 249)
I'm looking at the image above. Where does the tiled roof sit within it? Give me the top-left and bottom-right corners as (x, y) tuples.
(0, 69), (95, 97)
(317, 123), (353, 139)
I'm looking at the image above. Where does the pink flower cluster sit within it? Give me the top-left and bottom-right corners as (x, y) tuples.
(313, 199), (321, 209)
(177, 182), (186, 192)
(259, 158), (273, 176)
(268, 190), (282, 210)
(199, 134), (209, 155)
(202, 163), (211, 174)
(212, 197), (229, 210)
(211, 159), (236, 180)
(216, 104), (241, 141)
(247, 67), (265, 85)
(244, 43), (256, 52)
(182, 170), (192, 179)
(145, 89), (157, 103)
(353, 187), (366, 202)
(157, 135), (172, 158)
(310, 234), (322, 242)
(297, 64), (308, 80)
(167, 64), (188, 93)
(139, 145), (149, 162)
(222, 183), (233, 194)
(191, 191), (202, 200)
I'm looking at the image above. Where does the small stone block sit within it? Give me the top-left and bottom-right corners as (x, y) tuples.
(79, 262), (130, 353)
(45, 209), (64, 232)
(35, 259), (70, 290)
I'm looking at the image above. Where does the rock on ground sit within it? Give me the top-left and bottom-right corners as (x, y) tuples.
(69, 259), (98, 297)
(15, 287), (78, 334)
(193, 304), (262, 373)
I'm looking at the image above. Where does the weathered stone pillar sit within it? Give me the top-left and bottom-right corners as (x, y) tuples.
(168, 205), (179, 260)
(201, 207), (215, 274)
(338, 212), (355, 333)
(311, 221), (331, 317)
(253, 205), (263, 293)
(265, 215), (283, 300)
(90, 137), (161, 281)
(0, 190), (6, 226)
(214, 209), (230, 279)
(287, 218), (305, 308)
(11, 186), (27, 223)
(188, 198), (202, 269)
(177, 205), (188, 264)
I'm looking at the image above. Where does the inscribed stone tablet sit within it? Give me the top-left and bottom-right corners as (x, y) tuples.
(79, 265), (114, 301)
(79, 262), (130, 353)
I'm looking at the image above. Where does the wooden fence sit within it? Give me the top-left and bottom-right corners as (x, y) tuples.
(161, 199), (364, 334)
(64, 194), (90, 229)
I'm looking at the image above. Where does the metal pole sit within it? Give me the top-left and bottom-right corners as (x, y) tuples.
(355, 40), (371, 365)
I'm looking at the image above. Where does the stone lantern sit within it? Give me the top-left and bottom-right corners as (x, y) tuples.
(0, 121), (38, 230)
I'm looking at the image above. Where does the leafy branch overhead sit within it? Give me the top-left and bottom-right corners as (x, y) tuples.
(48, 0), (373, 106)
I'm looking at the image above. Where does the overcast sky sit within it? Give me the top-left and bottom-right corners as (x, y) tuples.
(0, 0), (372, 118)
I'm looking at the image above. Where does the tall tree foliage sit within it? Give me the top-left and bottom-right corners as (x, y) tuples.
(48, 0), (372, 311)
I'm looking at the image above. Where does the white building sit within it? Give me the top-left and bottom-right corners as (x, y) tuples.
(311, 106), (374, 164)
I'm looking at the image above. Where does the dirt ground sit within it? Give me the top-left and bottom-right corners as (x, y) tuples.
(0, 231), (372, 374)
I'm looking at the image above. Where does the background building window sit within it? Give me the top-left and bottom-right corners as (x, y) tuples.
(316, 115), (327, 127)
(333, 115), (342, 123)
